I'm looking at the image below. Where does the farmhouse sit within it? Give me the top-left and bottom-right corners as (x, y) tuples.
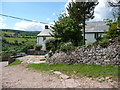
(37, 21), (109, 50)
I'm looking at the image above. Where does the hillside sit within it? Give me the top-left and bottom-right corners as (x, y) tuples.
(1, 29), (40, 37)
(1, 29), (41, 60)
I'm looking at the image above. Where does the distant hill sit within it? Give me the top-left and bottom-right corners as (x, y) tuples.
(1, 29), (41, 58)
(0, 29), (40, 36)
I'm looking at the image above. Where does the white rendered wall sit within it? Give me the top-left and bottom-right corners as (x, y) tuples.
(37, 36), (53, 50)
(85, 33), (105, 44)
(85, 34), (96, 44)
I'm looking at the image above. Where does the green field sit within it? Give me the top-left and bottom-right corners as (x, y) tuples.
(4, 37), (36, 43)
(1, 29), (39, 57)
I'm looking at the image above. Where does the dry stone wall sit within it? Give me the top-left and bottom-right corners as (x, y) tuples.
(46, 40), (120, 65)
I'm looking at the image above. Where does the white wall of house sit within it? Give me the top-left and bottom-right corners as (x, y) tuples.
(37, 36), (52, 50)
(85, 33), (105, 44)
(85, 34), (96, 44)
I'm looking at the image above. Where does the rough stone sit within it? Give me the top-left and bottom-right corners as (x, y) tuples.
(46, 40), (120, 65)
(53, 71), (62, 75)
(60, 74), (70, 79)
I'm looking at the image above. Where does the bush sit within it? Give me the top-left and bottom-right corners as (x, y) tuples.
(34, 45), (42, 51)
(98, 39), (109, 48)
(115, 36), (120, 41)
(105, 23), (120, 39)
(60, 42), (75, 51)
(45, 38), (61, 51)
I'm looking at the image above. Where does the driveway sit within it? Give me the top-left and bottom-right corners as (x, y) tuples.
(16, 55), (46, 64)
(1, 60), (118, 88)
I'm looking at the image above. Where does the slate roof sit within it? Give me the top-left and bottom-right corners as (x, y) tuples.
(86, 21), (109, 32)
(37, 21), (109, 37)
(37, 28), (52, 37)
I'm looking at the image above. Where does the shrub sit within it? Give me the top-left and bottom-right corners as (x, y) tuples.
(105, 23), (120, 39)
(34, 45), (42, 51)
(45, 38), (61, 51)
(60, 42), (75, 51)
(115, 36), (120, 41)
(98, 39), (109, 48)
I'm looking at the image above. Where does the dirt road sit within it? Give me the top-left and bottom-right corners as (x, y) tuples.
(1, 61), (118, 88)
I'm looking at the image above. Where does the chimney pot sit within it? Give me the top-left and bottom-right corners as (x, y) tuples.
(45, 25), (49, 29)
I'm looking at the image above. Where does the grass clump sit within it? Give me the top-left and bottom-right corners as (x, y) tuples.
(7, 59), (22, 66)
(26, 63), (119, 81)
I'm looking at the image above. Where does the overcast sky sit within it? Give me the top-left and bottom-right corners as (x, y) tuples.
(0, 0), (114, 31)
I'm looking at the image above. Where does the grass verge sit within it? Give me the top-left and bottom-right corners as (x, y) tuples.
(7, 59), (22, 66)
(26, 63), (119, 81)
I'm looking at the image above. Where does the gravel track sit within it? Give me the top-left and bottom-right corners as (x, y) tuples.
(1, 61), (118, 88)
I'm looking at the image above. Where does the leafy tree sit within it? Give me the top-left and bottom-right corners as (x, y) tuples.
(45, 38), (61, 51)
(51, 15), (83, 46)
(105, 23), (120, 39)
(105, 1), (120, 39)
(60, 42), (75, 52)
(67, 1), (99, 45)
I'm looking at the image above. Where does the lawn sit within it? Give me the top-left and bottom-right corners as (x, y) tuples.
(26, 63), (119, 81)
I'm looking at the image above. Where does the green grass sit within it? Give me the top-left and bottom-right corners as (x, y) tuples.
(1, 31), (14, 36)
(7, 59), (22, 66)
(26, 63), (119, 80)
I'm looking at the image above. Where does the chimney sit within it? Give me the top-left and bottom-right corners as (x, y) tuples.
(45, 25), (49, 29)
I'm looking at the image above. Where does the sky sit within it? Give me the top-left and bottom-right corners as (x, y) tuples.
(0, 0), (114, 31)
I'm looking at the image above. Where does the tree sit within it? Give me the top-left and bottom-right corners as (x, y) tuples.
(45, 38), (61, 51)
(105, 23), (120, 39)
(67, 1), (99, 45)
(51, 15), (83, 46)
(107, 0), (120, 24)
(105, 0), (120, 39)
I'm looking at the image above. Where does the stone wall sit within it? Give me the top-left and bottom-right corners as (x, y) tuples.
(46, 40), (120, 65)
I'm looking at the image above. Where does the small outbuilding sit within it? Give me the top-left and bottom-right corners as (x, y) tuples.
(37, 25), (52, 50)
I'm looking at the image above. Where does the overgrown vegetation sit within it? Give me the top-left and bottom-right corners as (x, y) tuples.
(45, 38), (61, 52)
(27, 63), (119, 81)
(60, 42), (76, 51)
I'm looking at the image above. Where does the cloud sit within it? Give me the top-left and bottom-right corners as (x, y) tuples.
(14, 21), (45, 31)
(91, 0), (113, 21)
(0, 17), (7, 29)
(46, 18), (51, 21)
(64, 0), (114, 21)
